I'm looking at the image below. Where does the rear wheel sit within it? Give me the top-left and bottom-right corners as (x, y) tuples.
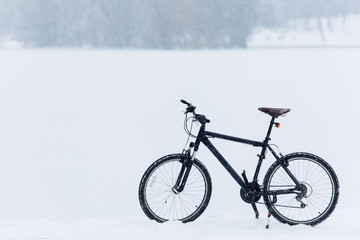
(263, 152), (339, 226)
(139, 154), (212, 223)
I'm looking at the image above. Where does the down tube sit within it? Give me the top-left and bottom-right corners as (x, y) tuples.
(201, 137), (249, 192)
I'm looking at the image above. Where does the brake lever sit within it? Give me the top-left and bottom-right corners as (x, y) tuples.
(185, 105), (196, 114)
(181, 99), (196, 114)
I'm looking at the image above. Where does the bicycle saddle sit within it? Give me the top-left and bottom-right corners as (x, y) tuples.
(258, 107), (290, 118)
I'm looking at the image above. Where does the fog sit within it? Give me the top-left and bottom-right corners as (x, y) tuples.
(1, 0), (360, 48)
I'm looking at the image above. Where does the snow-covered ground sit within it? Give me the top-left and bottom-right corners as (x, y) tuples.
(0, 208), (359, 240)
(248, 15), (360, 47)
(0, 49), (359, 239)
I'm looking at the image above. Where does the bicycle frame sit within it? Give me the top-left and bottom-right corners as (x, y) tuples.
(180, 116), (303, 197)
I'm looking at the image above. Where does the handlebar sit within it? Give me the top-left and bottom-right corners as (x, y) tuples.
(180, 99), (196, 114)
(180, 99), (210, 124)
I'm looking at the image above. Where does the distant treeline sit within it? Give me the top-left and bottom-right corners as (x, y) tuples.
(0, 0), (359, 48)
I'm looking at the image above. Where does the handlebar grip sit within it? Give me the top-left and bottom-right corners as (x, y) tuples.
(180, 99), (190, 106)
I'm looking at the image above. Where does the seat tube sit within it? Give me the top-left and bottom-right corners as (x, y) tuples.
(253, 117), (275, 181)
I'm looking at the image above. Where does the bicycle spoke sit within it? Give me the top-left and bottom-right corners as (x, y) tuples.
(143, 158), (209, 222)
(264, 156), (337, 225)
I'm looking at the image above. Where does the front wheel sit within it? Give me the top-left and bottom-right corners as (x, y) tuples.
(263, 152), (339, 226)
(138, 154), (212, 223)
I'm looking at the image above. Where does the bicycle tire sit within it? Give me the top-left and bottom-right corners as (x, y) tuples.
(263, 152), (339, 226)
(138, 153), (212, 223)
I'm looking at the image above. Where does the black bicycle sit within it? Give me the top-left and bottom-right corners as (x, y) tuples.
(139, 100), (339, 227)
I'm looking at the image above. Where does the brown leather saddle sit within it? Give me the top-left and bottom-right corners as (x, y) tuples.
(258, 107), (290, 118)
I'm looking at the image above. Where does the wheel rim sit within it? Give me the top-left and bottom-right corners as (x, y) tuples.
(144, 159), (208, 222)
(266, 157), (336, 224)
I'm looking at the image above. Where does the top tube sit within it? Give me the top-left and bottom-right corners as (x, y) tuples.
(205, 131), (264, 147)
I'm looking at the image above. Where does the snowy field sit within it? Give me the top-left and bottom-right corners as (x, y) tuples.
(248, 15), (360, 47)
(0, 49), (359, 239)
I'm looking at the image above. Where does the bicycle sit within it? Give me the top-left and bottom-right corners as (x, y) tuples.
(138, 100), (339, 228)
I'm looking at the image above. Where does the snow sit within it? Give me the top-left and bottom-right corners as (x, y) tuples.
(0, 36), (23, 49)
(248, 15), (360, 47)
(0, 209), (359, 239)
(0, 48), (359, 238)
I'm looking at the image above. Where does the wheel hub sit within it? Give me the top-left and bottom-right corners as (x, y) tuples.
(299, 182), (312, 198)
(296, 183), (313, 208)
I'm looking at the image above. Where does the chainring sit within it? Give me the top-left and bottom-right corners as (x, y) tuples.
(240, 183), (261, 203)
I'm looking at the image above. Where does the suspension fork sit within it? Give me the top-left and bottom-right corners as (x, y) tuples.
(173, 124), (205, 193)
(172, 150), (196, 193)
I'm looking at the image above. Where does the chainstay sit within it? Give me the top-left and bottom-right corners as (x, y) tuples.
(256, 201), (304, 209)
